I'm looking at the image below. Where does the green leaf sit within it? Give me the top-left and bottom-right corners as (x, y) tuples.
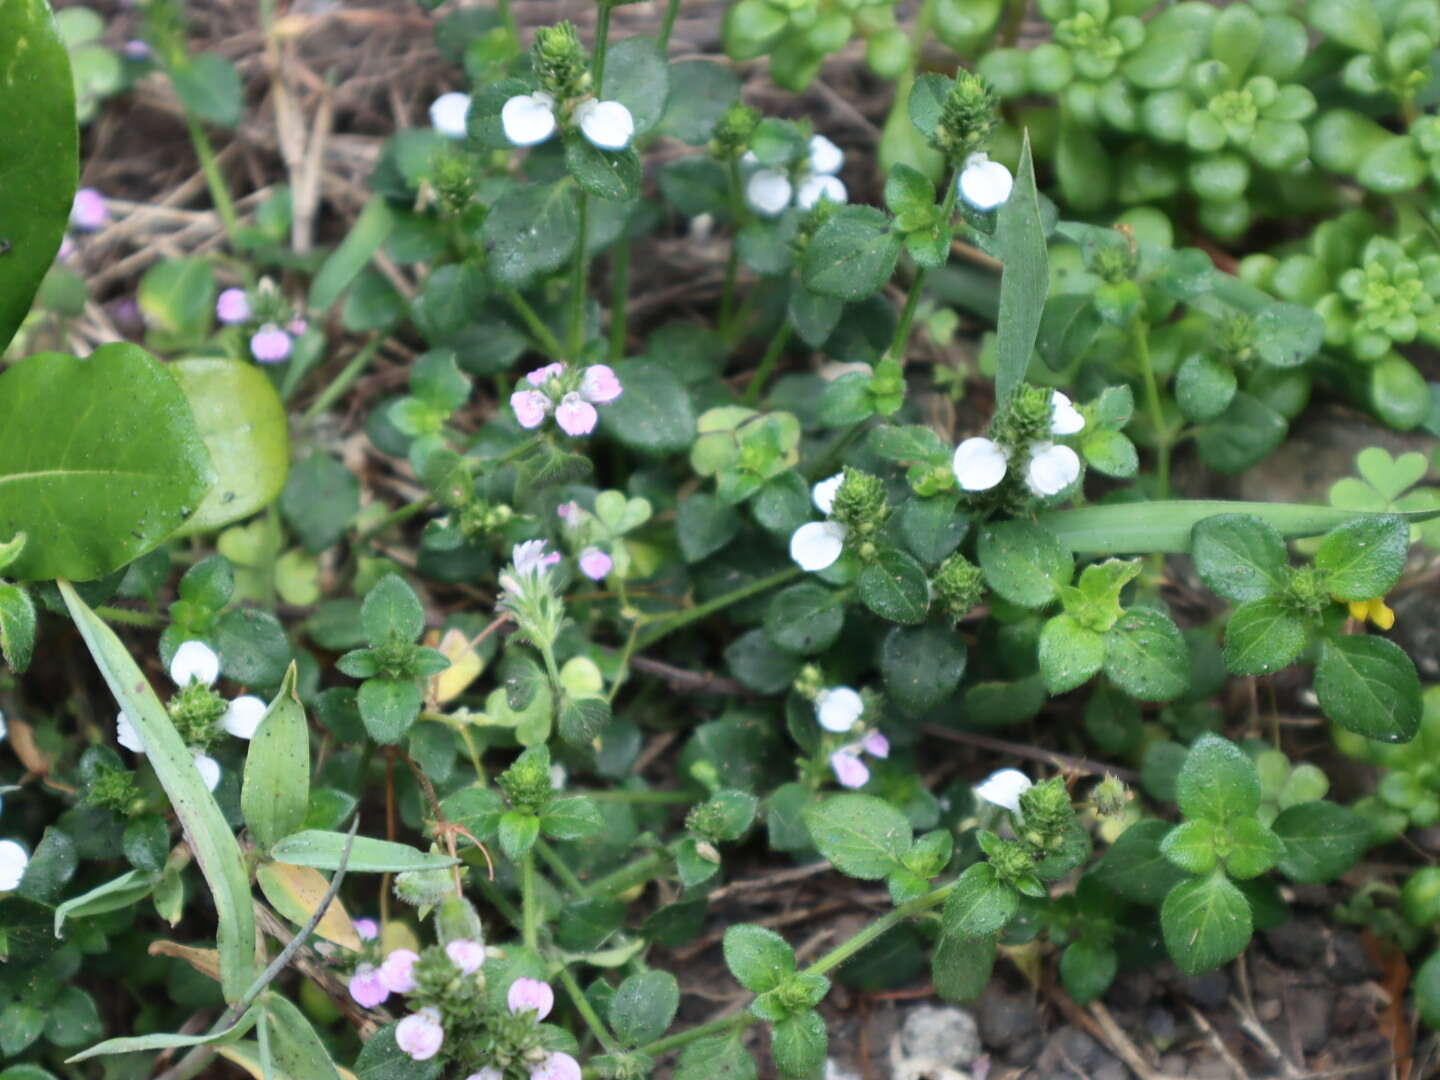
(1191, 514), (1289, 604)
(771, 1010), (827, 1077)
(1042, 501), (1440, 555)
(857, 548), (930, 624)
(358, 677), (422, 744)
(1175, 354), (1237, 423)
(282, 452), (361, 553)
(171, 52), (243, 126)
(564, 135), (642, 201)
(1271, 800), (1370, 883)
(1160, 872), (1252, 975)
(656, 60), (740, 145)
(675, 1034), (757, 1080)
(1308, 0), (1383, 52)
(539, 796), (605, 841)
(1060, 939), (1117, 1005)
(1, 1003), (46, 1058)
(603, 359), (697, 455)
(1222, 817), (1286, 880)
(498, 811), (540, 861)
(1195, 392), (1287, 474)
(1103, 607), (1189, 701)
(0, 0), (76, 356)
(483, 181), (578, 287)
(803, 794), (913, 879)
(678, 493), (741, 564)
(0, 345), (214, 581)
(765, 582), (844, 655)
(978, 519), (1073, 609)
(309, 197), (394, 312)
(60, 582), (256, 1002)
(1222, 597), (1308, 676)
(1314, 635), (1421, 742)
(270, 830), (456, 873)
(354, 1023), (445, 1080)
(559, 694), (610, 748)
(363, 573), (424, 643)
(609, 970), (680, 1046)
(1161, 820), (1219, 874)
(168, 358), (289, 536)
(1416, 950), (1440, 1031)
(932, 931), (996, 1003)
(942, 862), (1019, 938)
(994, 133), (1047, 407)
(139, 257), (216, 349)
(880, 623), (966, 714)
(723, 924), (796, 993)
(601, 37), (671, 137)
(1038, 614), (1105, 694)
(802, 206), (903, 301)
(52, 868), (158, 937)
(1176, 735), (1261, 822)
(1314, 514), (1409, 602)
(260, 992), (343, 1080)
(64, 1007), (258, 1063)
(0, 583), (36, 672)
(241, 663), (310, 852)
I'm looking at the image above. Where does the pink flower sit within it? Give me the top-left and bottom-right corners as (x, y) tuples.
(70, 188), (108, 231)
(862, 731), (890, 758)
(57, 235), (75, 262)
(554, 393), (597, 437)
(830, 751), (870, 789)
(530, 1051), (582, 1080)
(557, 501), (582, 525)
(526, 362), (566, 386)
(249, 324), (292, 364)
(445, 938), (485, 975)
(578, 547), (613, 581)
(353, 917), (379, 941)
(507, 977), (555, 1020)
(580, 364), (623, 403)
(379, 948), (419, 994)
(466, 1070), (504, 1080)
(511, 389), (551, 429)
(288, 316), (309, 336)
(348, 964), (389, 1008)
(215, 288), (251, 325)
(123, 39), (152, 59)
(395, 1007), (444, 1061)
(513, 540), (561, 576)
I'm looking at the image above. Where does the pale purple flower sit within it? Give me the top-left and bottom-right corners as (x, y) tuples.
(557, 501), (582, 525)
(580, 364), (623, 403)
(511, 389), (551, 429)
(466, 1070), (505, 1080)
(123, 39), (152, 59)
(348, 964), (389, 1008)
(513, 540), (561, 577)
(830, 750), (870, 788)
(507, 977), (555, 1020)
(353, 918), (380, 941)
(395, 1007), (444, 1061)
(862, 731), (890, 758)
(250, 324), (292, 364)
(57, 235), (75, 262)
(288, 316), (309, 336)
(531, 1053), (582, 1080)
(70, 188), (108, 231)
(379, 948), (420, 994)
(215, 288), (251, 325)
(526, 362), (566, 386)
(445, 938), (485, 975)
(555, 393), (598, 437)
(578, 547), (613, 581)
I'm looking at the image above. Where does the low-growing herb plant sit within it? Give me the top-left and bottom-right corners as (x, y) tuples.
(4, 0), (1440, 1076)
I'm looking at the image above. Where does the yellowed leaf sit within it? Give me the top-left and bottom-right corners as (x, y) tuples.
(218, 1041), (359, 1080)
(256, 861), (362, 951)
(430, 627), (483, 705)
(148, 940), (222, 981)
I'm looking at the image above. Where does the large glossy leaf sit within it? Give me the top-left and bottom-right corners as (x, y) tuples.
(0, 345), (214, 580)
(60, 582), (256, 1002)
(170, 357), (288, 535)
(1041, 500), (1440, 555)
(0, 0), (77, 355)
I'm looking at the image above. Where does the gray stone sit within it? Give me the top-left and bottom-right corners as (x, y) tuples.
(976, 986), (1037, 1047)
(1331, 929), (1380, 983)
(1173, 970), (1230, 1009)
(890, 1004), (982, 1080)
(1264, 918), (1328, 968)
(824, 1059), (862, 1080)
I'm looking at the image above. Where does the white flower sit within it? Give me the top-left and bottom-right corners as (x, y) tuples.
(0, 708), (6, 742)
(0, 839), (28, 891)
(816, 687), (864, 732)
(958, 152), (1014, 212)
(169, 641), (220, 687)
(811, 473), (844, 515)
(576, 99), (635, 150)
(789, 521), (847, 572)
(952, 437), (1009, 492)
(501, 92), (557, 147)
(1026, 442), (1081, 497)
(808, 134), (844, 176)
(429, 92), (472, 139)
(975, 768), (1032, 813)
(116, 711), (144, 753)
(1050, 391), (1085, 436)
(795, 174), (847, 209)
(220, 696), (267, 740)
(746, 169), (793, 217)
(193, 753), (222, 792)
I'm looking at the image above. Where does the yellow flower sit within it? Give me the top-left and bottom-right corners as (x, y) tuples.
(1346, 596), (1396, 631)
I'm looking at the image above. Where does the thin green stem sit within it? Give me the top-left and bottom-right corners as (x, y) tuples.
(636, 567), (803, 650)
(1132, 317), (1169, 500)
(640, 1014), (751, 1058)
(569, 192), (591, 358)
(658, 0), (683, 48)
(592, 4), (613, 85)
(587, 789), (694, 804)
(608, 239), (630, 364)
(535, 837), (588, 896)
(496, 0), (518, 47)
(184, 116), (240, 246)
(606, 620), (644, 705)
(504, 288), (568, 361)
(581, 848), (671, 898)
(522, 851), (540, 949)
(355, 497), (433, 544)
(742, 322), (792, 405)
(96, 605), (165, 628)
(300, 335), (381, 424)
(558, 965), (619, 1052)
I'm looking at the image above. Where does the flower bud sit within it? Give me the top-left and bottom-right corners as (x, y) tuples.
(932, 70), (999, 163)
(933, 552), (985, 620)
(499, 746), (555, 816)
(532, 22), (589, 99)
(830, 468), (889, 536)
